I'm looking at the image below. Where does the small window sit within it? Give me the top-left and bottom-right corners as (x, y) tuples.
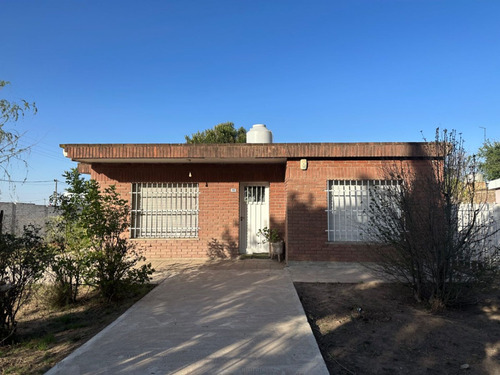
(326, 180), (399, 242)
(244, 186), (266, 203)
(130, 183), (199, 238)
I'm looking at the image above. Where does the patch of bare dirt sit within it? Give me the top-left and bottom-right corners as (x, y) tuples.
(295, 282), (500, 375)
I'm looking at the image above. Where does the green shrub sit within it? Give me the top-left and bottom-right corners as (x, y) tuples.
(0, 226), (52, 343)
(50, 169), (154, 303)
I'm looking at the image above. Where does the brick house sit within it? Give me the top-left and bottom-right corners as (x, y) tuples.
(61, 127), (434, 263)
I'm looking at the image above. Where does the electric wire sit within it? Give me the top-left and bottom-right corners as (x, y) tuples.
(0, 179), (55, 184)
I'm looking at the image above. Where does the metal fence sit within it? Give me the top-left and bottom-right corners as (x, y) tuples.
(458, 203), (500, 261)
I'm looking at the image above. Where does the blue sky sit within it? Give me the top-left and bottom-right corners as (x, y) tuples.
(1, 0), (499, 203)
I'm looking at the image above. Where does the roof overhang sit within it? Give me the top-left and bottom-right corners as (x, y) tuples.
(72, 157), (287, 164)
(61, 142), (438, 164)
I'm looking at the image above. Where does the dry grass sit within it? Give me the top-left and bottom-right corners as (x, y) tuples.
(0, 284), (154, 375)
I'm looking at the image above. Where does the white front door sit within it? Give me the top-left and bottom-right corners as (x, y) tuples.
(240, 184), (270, 254)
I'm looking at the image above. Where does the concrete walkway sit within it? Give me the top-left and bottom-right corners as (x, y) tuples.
(286, 261), (386, 283)
(47, 260), (329, 375)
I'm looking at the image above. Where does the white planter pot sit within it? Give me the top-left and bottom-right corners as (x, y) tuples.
(270, 241), (284, 262)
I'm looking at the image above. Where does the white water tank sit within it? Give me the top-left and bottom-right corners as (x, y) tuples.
(246, 124), (273, 143)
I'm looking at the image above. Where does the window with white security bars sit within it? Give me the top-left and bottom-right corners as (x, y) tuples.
(327, 180), (399, 242)
(130, 183), (199, 239)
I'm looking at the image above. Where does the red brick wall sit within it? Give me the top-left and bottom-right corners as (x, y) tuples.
(269, 182), (286, 239)
(285, 159), (428, 262)
(89, 163), (286, 259)
(86, 158), (430, 262)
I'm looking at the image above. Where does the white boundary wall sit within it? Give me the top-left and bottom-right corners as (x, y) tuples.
(458, 203), (500, 260)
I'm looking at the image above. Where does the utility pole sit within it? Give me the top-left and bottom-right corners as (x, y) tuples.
(480, 126), (487, 143)
(53, 179), (59, 205)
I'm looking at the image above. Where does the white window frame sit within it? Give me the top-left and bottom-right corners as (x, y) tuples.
(130, 182), (199, 239)
(326, 180), (399, 242)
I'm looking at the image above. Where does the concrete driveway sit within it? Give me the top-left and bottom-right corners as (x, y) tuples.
(46, 260), (329, 375)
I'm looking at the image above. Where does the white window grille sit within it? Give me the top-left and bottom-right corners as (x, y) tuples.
(130, 182), (199, 238)
(326, 180), (399, 242)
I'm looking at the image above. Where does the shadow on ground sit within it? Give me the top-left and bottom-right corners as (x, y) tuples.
(47, 263), (326, 375)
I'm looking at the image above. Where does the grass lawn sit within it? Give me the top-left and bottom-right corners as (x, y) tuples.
(295, 282), (500, 375)
(0, 284), (155, 375)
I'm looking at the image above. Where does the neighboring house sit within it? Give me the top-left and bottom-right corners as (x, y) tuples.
(0, 202), (57, 235)
(60, 125), (437, 263)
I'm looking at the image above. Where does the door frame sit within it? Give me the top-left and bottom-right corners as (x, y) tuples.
(239, 182), (270, 254)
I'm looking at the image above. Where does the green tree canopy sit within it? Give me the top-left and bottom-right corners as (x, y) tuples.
(478, 140), (500, 181)
(185, 122), (246, 144)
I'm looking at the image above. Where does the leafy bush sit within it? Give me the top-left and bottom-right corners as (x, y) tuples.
(0, 226), (51, 342)
(50, 169), (153, 302)
(257, 227), (282, 243)
(46, 170), (94, 306)
(83, 184), (153, 301)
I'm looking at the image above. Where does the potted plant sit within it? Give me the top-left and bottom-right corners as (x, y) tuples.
(257, 227), (284, 262)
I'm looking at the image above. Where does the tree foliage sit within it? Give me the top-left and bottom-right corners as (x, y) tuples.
(0, 226), (51, 342)
(364, 129), (499, 308)
(50, 169), (153, 303)
(478, 139), (500, 181)
(185, 122), (246, 144)
(0, 81), (37, 177)
(46, 170), (93, 305)
(46, 218), (91, 306)
(82, 181), (153, 301)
